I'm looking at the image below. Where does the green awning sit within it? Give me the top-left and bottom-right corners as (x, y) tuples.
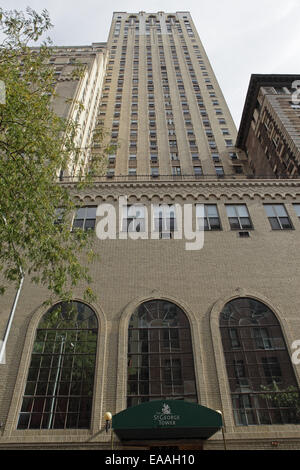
(112, 400), (222, 441)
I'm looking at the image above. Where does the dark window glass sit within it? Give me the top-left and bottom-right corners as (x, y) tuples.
(269, 217), (281, 230)
(72, 207), (97, 231)
(122, 205), (145, 233)
(264, 204), (293, 230)
(17, 302), (98, 430)
(154, 205), (177, 238)
(262, 357), (282, 384)
(220, 298), (300, 426)
(197, 204), (221, 231)
(226, 205), (253, 230)
(127, 300), (197, 408)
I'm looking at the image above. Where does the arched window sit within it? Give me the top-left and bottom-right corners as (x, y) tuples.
(220, 298), (300, 425)
(17, 301), (98, 429)
(127, 300), (197, 407)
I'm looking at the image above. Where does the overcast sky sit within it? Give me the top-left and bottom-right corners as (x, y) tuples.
(2, 0), (300, 128)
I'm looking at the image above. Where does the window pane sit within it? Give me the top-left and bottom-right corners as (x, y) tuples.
(229, 217), (240, 230)
(264, 205), (275, 217)
(274, 204), (287, 217)
(206, 205), (218, 217)
(209, 218), (221, 230)
(75, 208), (86, 219)
(84, 219), (95, 230)
(72, 219), (84, 229)
(236, 205), (249, 218)
(128, 205), (145, 218)
(196, 205), (205, 218)
(200, 218), (208, 230)
(269, 217), (281, 230)
(135, 220), (145, 232)
(226, 205), (236, 218)
(240, 217), (252, 229)
(280, 217), (292, 229)
(86, 207), (97, 219)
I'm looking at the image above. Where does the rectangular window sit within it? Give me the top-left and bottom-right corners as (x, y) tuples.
(153, 205), (177, 238)
(264, 204), (293, 230)
(122, 205), (145, 233)
(229, 328), (240, 348)
(107, 169), (115, 178)
(233, 360), (249, 388)
(163, 358), (182, 386)
(196, 204), (221, 231)
(72, 206), (97, 231)
(262, 357), (282, 384)
(222, 128), (230, 135)
(253, 328), (272, 349)
(215, 166), (224, 177)
(233, 165), (243, 174)
(194, 166), (203, 177)
(226, 204), (253, 230)
(172, 166), (181, 176)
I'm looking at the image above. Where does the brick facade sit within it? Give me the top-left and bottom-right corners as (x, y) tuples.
(1, 179), (300, 449)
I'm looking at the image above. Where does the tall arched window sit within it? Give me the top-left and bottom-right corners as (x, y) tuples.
(220, 298), (300, 425)
(127, 300), (197, 407)
(17, 301), (98, 430)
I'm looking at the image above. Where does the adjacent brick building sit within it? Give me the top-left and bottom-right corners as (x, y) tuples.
(237, 74), (300, 178)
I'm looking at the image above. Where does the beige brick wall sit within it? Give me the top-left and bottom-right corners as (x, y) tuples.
(1, 179), (300, 449)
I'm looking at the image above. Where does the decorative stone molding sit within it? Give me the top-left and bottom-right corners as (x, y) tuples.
(69, 179), (300, 205)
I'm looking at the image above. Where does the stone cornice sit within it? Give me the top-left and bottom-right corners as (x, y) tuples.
(64, 178), (300, 202)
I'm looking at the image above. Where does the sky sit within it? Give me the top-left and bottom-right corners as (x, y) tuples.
(1, 0), (300, 128)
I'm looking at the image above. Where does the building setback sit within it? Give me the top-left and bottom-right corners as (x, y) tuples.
(1, 12), (300, 450)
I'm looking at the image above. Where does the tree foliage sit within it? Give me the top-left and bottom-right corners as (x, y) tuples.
(261, 381), (300, 417)
(0, 7), (106, 301)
